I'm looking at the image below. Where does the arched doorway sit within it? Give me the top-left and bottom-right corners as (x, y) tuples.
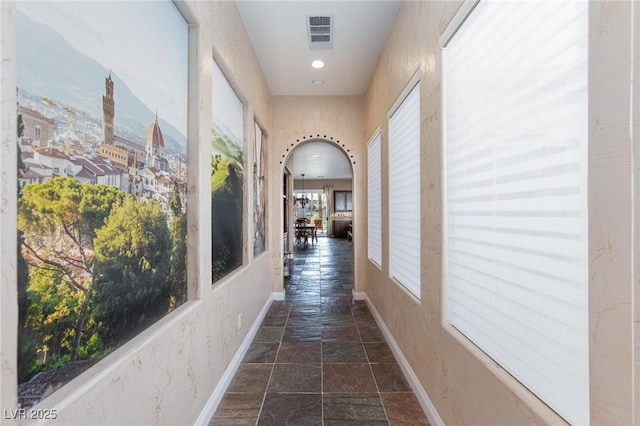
(282, 139), (354, 284)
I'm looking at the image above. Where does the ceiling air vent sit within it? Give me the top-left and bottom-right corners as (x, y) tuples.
(308, 15), (333, 50)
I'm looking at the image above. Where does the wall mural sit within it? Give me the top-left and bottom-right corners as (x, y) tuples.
(253, 122), (267, 256)
(211, 60), (244, 282)
(15, 0), (188, 407)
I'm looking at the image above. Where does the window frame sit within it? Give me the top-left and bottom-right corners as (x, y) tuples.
(334, 190), (352, 212)
(367, 130), (382, 268)
(439, 1), (590, 424)
(387, 72), (421, 301)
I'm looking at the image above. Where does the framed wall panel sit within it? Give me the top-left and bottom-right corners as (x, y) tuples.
(211, 60), (244, 282)
(15, 0), (188, 407)
(253, 121), (266, 256)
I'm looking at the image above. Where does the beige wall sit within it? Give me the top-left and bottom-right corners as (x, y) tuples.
(0, 1), (276, 424)
(362, 1), (638, 425)
(269, 96), (366, 291)
(293, 178), (352, 192)
(1, 0), (19, 414)
(588, 2), (635, 424)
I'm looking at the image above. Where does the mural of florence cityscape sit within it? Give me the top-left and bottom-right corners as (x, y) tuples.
(211, 61), (244, 282)
(15, 1), (188, 406)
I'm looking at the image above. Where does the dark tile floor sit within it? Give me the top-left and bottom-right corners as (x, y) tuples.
(211, 237), (430, 426)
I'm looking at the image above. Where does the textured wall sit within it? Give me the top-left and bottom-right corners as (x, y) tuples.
(363, 1), (638, 424)
(588, 2), (635, 424)
(1, 0), (19, 415)
(270, 96), (366, 291)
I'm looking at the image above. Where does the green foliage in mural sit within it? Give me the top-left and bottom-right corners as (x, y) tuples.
(212, 161), (243, 282)
(211, 125), (244, 283)
(17, 177), (188, 383)
(18, 177), (126, 363)
(92, 197), (172, 345)
(16, 117), (35, 382)
(168, 181), (187, 308)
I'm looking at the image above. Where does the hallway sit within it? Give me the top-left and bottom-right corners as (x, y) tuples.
(211, 238), (429, 425)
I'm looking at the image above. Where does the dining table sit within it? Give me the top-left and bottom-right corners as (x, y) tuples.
(295, 224), (316, 245)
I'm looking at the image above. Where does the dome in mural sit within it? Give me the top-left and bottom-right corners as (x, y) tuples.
(146, 113), (165, 148)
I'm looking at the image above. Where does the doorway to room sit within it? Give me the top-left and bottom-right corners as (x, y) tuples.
(292, 188), (328, 239)
(282, 139), (353, 284)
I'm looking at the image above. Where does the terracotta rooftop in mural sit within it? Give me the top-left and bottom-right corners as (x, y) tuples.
(18, 104), (55, 124)
(33, 147), (68, 159)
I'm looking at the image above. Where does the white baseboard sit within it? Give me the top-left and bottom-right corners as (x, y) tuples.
(193, 293), (278, 425)
(363, 294), (444, 426)
(352, 290), (366, 300)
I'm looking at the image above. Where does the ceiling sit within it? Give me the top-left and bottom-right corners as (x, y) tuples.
(235, 1), (400, 96)
(285, 140), (352, 181)
(235, 1), (400, 180)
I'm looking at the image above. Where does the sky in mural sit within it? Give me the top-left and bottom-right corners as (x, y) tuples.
(18, 0), (188, 136)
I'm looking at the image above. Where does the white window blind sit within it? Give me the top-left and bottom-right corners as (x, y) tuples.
(389, 81), (421, 299)
(368, 132), (382, 267)
(442, 1), (588, 425)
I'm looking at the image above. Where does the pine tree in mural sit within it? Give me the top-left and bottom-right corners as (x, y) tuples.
(212, 161), (243, 281)
(18, 178), (126, 365)
(16, 114), (37, 382)
(168, 180), (187, 308)
(92, 198), (172, 345)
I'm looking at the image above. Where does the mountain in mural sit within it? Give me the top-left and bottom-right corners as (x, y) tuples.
(16, 10), (186, 154)
(211, 120), (243, 164)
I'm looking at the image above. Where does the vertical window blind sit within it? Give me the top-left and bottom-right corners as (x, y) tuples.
(442, 1), (588, 424)
(368, 132), (382, 267)
(389, 81), (421, 299)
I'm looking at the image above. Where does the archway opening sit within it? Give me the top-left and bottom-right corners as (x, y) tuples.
(282, 139), (354, 284)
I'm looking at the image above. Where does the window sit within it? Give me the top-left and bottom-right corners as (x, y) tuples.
(388, 79), (421, 299)
(34, 125), (41, 138)
(368, 132), (382, 267)
(334, 191), (352, 212)
(442, 1), (588, 424)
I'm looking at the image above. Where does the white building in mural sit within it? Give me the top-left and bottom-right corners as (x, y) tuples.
(17, 72), (183, 206)
(32, 147), (69, 177)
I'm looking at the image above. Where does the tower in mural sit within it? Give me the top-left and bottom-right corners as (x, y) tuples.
(102, 71), (115, 145)
(99, 71), (170, 176)
(99, 71), (128, 170)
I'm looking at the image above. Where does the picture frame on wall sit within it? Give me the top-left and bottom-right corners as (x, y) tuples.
(211, 59), (244, 282)
(15, 0), (189, 407)
(253, 121), (267, 256)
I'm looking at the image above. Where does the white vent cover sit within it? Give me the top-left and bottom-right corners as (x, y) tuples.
(308, 16), (333, 50)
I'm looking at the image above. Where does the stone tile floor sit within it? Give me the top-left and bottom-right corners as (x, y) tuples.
(211, 237), (430, 425)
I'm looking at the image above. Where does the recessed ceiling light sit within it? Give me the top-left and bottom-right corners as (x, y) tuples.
(312, 60), (325, 69)
(312, 79), (324, 86)
(311, 154), (319, 158)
